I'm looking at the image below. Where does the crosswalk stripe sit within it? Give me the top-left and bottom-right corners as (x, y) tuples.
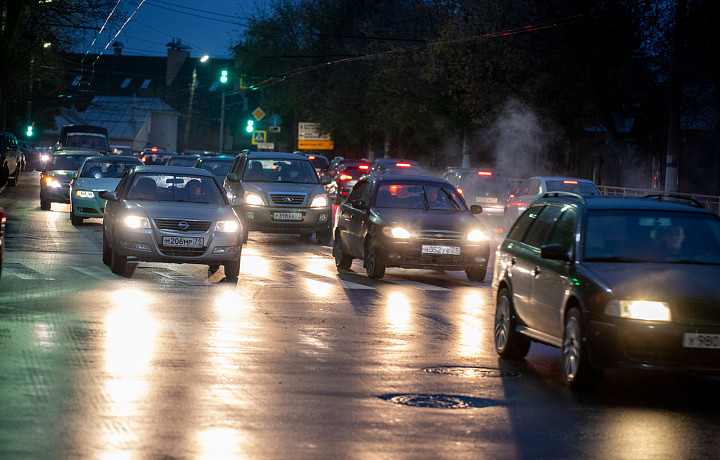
(70, 266), (122, 281)
(141, 266), (210, 285)
(336, 278), (375, 290)
(2, 263), (54, 280)
(384, 278), (450, 291)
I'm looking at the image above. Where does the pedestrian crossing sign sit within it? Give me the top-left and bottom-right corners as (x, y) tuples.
(251, 131), (267, 144)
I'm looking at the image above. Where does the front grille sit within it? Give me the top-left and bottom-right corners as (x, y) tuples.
(158, 247), (206, 257)
(417, 230), (465, 241)
(673, 301), (720, 326)
(269, 193), (306, 205)
(153, 219), (212, 232)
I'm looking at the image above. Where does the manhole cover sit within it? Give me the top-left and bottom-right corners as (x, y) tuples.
(379, 393), (496, 409)
(423, 366), (521, 378)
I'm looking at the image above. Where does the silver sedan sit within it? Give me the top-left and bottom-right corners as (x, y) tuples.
(100, 166), (244, 279)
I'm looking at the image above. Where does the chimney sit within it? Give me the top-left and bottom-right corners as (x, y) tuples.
(166, 38), (190, 86)
(113, 41), (123, 57)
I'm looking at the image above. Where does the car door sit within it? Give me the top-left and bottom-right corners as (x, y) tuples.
(530, 206), (579, 337)
(502, 204), (546, 326)
(338, 180), (372, 256)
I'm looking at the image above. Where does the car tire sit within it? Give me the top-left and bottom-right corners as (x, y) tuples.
(562, 307), (602, 388)
(40, 195), (51, 211)
(315, 226), (332, 245)
(333, 236), (353, 270)
(102, 230), (111, 266)
(8, 166), (19, 186)
(223, 256), (241, 279)
(466, 266), (487, 282)
(242, 228), (249, 244)
(364, 240), (386, 279)
(110, 245), (127, 276)
(70, 209), (83, 225)
(494, 287), (531, 359)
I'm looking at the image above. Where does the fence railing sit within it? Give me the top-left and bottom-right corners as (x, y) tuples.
(597, 186), (720, 215)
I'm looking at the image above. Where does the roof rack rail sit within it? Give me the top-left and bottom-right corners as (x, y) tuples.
(642, 193), (705, 209)
(541, 191), (586, 204)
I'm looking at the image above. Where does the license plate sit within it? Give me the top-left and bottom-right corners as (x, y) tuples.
(422, 245), (460, 255)
(683, 333), (720, 349)
(273, 212), (303, 221)
(475, 197), (498, 204)
(162, 236), (204, 248)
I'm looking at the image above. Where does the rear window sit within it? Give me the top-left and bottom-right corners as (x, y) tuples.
(459, 176), (511, 195)
(545, 180), (600, 195)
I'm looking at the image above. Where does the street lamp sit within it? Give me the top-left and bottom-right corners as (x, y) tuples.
(183, 54), (210, 152)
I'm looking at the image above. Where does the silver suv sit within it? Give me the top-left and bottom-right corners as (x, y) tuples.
(223, 152), (333, 244)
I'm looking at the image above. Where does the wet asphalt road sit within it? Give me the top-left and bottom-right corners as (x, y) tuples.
(1, 172), (720, 459)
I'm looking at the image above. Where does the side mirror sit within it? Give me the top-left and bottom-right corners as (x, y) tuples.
(99, 190), (118, 201)
(226, 172), (238, 182)
(540, 244), (570, 261)
(470, 205), (483, 215)
(67, 172), (77, 179)
(231, 196), (245, 207)
(351, 199), (367, 210)
(320, 176), (331, 185)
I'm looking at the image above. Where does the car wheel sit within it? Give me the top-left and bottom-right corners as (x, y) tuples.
(102, 230), (111, 266)
(242, 228), (249, 244)
(8, 166), (19, 186)
(70, 209), (83, 225)
(364, 240), (386, 279)
(562, 307), (601, 388)
(40, 195), (51, 211)
(494, 287), (531, 359)
(110, 245), (127, 276)
(223, 256), (241, 279)
(333, 236), (353, 270)
(315, 226), (332, 245)
(466, 266), (487, 282)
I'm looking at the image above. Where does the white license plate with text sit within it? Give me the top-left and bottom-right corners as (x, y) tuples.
(273, 212), (303, 221)
(162, 236), (204, 248)
(683, 333), (720, 349)
(475, 197), (498, 204)
(422, 245), (461, 255)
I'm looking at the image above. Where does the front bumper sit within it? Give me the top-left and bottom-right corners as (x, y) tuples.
(41, 183), (71, 203)
(114, 226), (242, 264)
(72, 195), (106, 218)
(589, 319), (720, 374)
(239, 205), (332, 234)
(379, 238), (489, 271)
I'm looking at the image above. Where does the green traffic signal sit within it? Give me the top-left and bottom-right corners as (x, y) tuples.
(26, 124), (34, 137)
(220, 69), (228, 83)
(245, 119), (254, 133)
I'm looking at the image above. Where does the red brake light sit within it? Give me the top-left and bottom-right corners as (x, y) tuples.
(396, 162), (411, 168)
(338, 174), (352, 181)
(151, 147), (158, 152)
(141, 157), (147, 163)
(359, 165), (369, 170)
(457, 187), (464, 195)
(563, 180), (578, 184)
(478, 171), (492, 176)
(308, 155), (316, 159)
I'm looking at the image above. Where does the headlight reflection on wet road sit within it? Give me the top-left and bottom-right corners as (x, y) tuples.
(385, 291), (412, 334)
(457, 292), (486, 357)
(239, 247), (270, 277)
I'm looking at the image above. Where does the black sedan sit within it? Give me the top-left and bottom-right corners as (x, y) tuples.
(333, 175), (490, 281)
(493, 193), (720, 387)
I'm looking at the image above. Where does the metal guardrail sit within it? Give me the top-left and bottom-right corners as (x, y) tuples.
(598, 186), (720, 215)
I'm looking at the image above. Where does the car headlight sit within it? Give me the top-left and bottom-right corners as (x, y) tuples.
(215, 220), (241, 233)
(245, 192), (264, 206)
(75, 190), (95, 199)
(124, 215), (150, 229)
(44, 176), (61, 188)
(467, 229), (488, 242)
(310, 194), (328, 208)
(382, 226), (412, 238)
(604, 300), (671, 322)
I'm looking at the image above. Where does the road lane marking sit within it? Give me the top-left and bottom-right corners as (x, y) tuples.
(2, 263), (54, 280)
(70, 266), (123, 281)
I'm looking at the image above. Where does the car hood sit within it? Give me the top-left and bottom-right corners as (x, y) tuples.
(125, 201), (236, 221)
(246, 181), (323, 195)
(583, 262), (720, 299)
(372, 208), (482, 231)
(75, 177), (121, 192)
(46, 170), (77, 181)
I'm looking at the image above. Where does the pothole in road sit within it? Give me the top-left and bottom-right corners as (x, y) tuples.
(423, 366), (522, 378)
(379, 393), (497, 409)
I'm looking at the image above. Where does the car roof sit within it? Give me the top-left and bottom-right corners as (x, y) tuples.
(245, 151), (309, 161)
(53, 149), (103, 155)
(530, 176), (596, 183)
(538, 194), (715, 214)
(371, 174), (447, 184)
(84, 155), (139, 162)
(131, 165), (215, 177)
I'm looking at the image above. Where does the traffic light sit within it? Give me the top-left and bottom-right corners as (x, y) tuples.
(245, 119), (254, 133)
(26, 123), (34, 137)
(220, 69), (228, 83)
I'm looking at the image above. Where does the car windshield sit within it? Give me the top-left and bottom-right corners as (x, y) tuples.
(200, 159), (233, 176)
(546, 180), (600, 195)
(374, 183), (466, 211)
(50, 154), (93, 171)
(583, 210), (720, 264)
(79, 159), (140, 178)
(126, 174), (225, 205)
(242, 159), (318, 184)
(65, 133), (107, 150)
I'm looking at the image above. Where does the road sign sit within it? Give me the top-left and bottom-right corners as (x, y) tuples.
(269, 126), (281, 133)
(298, 140), (334, 150)
(269, 114), (282, 126)
(251, 131), (267, 144)
(252, 107), (266, 121)
(257, 142), (275, 150)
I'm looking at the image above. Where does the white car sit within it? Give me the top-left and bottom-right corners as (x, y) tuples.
(69, 155), (142, 225)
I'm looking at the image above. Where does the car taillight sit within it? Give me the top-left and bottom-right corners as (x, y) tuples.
(396, 163), (411, 168)
(563, 180), (578, 184)
(339, 174), (353, 181)
(457, 187), (464, 195)
(478, 171), (492, 176)
(359, 165), (369, 170)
